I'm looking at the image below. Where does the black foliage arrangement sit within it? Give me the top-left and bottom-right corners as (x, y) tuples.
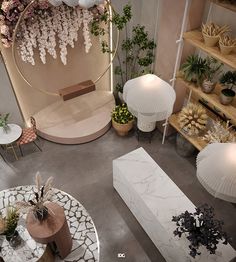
(172, 204), (229, 258)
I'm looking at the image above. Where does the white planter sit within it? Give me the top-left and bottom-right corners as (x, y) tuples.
(137, 119), (156, 132)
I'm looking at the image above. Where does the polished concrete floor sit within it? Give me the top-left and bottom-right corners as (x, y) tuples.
(1, 129), (236, 262)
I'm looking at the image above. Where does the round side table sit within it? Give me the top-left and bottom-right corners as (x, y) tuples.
(0, 124), (22, 160)
(26, 202), (72, 259)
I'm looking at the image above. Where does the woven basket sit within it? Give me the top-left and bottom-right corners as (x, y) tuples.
(219, 43), (234, 55)
(112, 119), (133, 136)
(202, 33), (219, 47)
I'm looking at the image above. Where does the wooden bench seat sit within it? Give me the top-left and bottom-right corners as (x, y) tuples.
(59, 80), (95, 101)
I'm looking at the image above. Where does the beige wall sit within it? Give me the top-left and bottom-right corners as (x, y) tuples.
(1, 27), (110, 122)
(0, 53), (23, 125)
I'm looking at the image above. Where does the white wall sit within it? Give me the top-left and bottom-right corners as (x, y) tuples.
(0, 53), (23, 125)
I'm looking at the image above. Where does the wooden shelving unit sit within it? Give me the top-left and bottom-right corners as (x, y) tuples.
(169, 114), (208, 151)
(183, 30), (236, 69)
(177, 77), (236, 125)
(211, 0), (236, 12)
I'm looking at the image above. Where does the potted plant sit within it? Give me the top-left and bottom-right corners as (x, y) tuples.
(219, 71), (236, 105)
(114, 24), (156, 100)
(91, 5), (156, 102)
(0, 206), (21, 247)
(111, 104), (134, 136)
(181, 55), (208, 86)
(201, 22), (230, 47)
(0, 113), (10, 133)
(172, 204), (229, 258)
(16, 173), (54, 221)
(202, 57), (223, 93)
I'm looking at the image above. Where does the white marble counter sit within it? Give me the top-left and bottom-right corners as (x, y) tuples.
(113, 147), (236, 262)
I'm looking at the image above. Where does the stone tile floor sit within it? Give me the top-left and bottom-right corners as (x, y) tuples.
(0, 129), (235, 262)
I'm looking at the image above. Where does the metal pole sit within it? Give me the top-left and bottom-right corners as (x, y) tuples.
(170, 0), (192, 88)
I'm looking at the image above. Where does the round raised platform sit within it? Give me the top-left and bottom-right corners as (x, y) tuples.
(34, 90), (115, 144)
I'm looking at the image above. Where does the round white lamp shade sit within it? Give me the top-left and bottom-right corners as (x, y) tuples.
(197, 143), (236, 203)
(123, 74), (176, 132)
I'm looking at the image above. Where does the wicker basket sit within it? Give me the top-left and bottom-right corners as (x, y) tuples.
(112, 119), (133, 136)
(202, 33), (219, 47)
(219, 43), (234, 55)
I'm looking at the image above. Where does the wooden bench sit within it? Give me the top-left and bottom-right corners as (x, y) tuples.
(113, 147), (236, 262)
(59, 80), (95, 101)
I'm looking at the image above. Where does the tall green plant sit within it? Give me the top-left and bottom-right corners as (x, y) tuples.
(115, 25), (156, 93)
(91, 4), (156, 93)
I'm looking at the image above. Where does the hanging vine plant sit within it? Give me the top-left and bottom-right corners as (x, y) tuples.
(0, 0), (107, 65)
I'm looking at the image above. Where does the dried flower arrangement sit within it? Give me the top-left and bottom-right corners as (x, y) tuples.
(201, 22), (230, 47)
(219, 35), (236, 55)
(172, 204), (229, 258)
(0, 0), (106, 65)
(219, 35), (236, 47)
(178, 103), (208, 136)
(203, 120), (236, 143)
(201, 22), (230, 37)
(16, 173), (54, 221)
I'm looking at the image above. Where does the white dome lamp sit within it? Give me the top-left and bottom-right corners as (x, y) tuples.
(123, 74), (176, 143)
(197, 143), (236, 203)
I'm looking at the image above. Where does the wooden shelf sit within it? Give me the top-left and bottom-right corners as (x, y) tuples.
(211, 0), (236, 12)
(169, 113), (208, 151)
(183, 30), (236, 69)
(178, 78), (236, 126)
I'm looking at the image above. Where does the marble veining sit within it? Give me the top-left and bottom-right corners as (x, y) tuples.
(0, 186), (99, 262)
(113, 147), (236, 262)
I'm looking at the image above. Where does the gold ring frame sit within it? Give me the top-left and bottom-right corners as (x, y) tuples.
(12, 0), (119, 97)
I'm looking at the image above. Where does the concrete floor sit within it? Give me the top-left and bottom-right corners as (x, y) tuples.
(1, 129), (236, 262)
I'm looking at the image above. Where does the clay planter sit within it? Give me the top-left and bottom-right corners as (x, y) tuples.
(201, 80), (215, 93)
(202, 33), (219, 47)
(220, 88), (235, 105)
(219, 43), (234, 55)
(112, 119), (133, 136)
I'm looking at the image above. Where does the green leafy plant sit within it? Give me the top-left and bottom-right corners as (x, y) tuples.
(0, 113), (10, 130)
(0, 207), (19, 237)
(181, 55), (208, 85)
(220, 71), (236, 89)
(111, 104), (134, 124)
(220, 71), (236, 98)
(115, 25), (156, 93)
(91, 4), (156, 94)
(205, 57), (223, 81)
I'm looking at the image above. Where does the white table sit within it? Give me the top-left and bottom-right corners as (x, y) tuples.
(0, 124), (22, 160)
(113, 147), (236, 262)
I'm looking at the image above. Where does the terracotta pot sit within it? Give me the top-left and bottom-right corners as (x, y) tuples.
(220, 88), (235, 105)
(201, 80), (215, 93)
(112, 119), (133, 136)
(202, 33), (219, 47)
(219, 43), (234, 55)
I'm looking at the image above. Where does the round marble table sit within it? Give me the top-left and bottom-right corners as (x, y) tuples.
(0, 186), (99, 262)
(0, 124), (22, 160)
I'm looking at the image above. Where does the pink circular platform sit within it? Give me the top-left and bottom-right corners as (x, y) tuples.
(33, 91), (115, 144)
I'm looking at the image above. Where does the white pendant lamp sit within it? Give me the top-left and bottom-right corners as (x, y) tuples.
(197, 143), (236, 203)
(123, 74), (176, 133)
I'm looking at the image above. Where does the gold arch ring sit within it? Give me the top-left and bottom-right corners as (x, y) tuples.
(12, 0), (119, 97)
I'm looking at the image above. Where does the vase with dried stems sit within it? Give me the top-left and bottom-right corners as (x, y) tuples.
(16, 173), (53, 221)
(201, 22), (230, 47)
(219, 35), (236, 55)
